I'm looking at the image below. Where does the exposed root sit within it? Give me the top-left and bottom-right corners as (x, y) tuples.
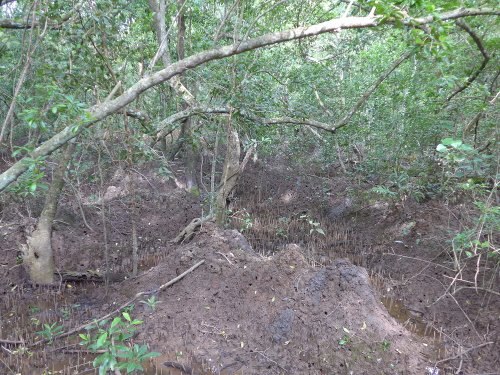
(172, 215), (213, 244)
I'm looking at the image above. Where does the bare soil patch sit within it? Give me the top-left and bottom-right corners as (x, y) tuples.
(1, 159), (499, 374)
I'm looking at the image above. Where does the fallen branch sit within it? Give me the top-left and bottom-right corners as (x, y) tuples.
(27, 260), (205, 347)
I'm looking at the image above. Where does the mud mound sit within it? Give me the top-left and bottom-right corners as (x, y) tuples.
(100, 222), (425, 374)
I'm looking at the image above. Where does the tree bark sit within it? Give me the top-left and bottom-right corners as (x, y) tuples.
(215, 127), (241, 225)
(21, 142), (76, 283)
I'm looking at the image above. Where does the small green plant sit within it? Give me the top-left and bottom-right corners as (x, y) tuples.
(61, 304), (80, 320)
(371, 185), (397, 198)
(122, 304), (135, 313)
(36, 322), (65, 343)
(79, 312), (161, 375)
(275, 226), (288, 238)
(29, 306), (40, 313)
(300, 215), (325, 236)
(139, 296), (162, 310)
(235, 209), (253, 232)
(448, 201), (499, 270)
(338, 335), (351, 345)
(381, 341), (391, 351)
(11, 346), (33, 356)
(155, 162), (174, 180)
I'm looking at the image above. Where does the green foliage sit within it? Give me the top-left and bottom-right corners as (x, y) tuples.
(79, 313), (161, 375)
(338, 334), (352, 345)
(6, 144), (49, 197)
(371, 171), (426, 202)
(61, 304), (80, 320)
(36, 322), (65, 343)
(139, 296), (162, 310)
(380, 341), (391, 351)
(436, 139), (497, 196)
(300, 215), (325, 236)
(449, 199), (499, 270)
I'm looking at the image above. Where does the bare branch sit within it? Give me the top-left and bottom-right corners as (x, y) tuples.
(448, 19), (491, 101)
(335, 49), (415, 129)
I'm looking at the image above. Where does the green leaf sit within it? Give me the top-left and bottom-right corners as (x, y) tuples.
(143, 352), (162, 358)
(122, 312), (131, 322)
(436, 144), (447, 152)
(441, 138), (454, 146)
(96, 332), (108, 347)
(110, 317), (122, 329)
(137, 344), (148, 356)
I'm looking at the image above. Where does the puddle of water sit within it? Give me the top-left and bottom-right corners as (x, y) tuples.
(373, 278), (446, 362)
(380, 294), (445, 358)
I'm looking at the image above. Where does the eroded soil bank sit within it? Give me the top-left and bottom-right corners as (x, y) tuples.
(1, 160), (499, 374)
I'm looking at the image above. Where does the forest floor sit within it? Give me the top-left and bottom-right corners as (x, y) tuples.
(0, 156), (499, 375)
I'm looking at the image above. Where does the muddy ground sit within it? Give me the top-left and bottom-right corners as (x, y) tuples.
(0, 158), (499, 375)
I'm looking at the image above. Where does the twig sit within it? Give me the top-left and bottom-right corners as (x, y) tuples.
(28, 260), (205, 347)
(0, 339), (23, 345)
(216, 251), (234, 266)
(252, 347), (287, 371)
(383, 252), (455, 271)
(131, 168), (158, 192)
(452, 286), (500, 297)
(435, 342), (493, 365)
(157, 260), (205, 292)
(63, 349), (107, 354)
(67, 179), (94, 232)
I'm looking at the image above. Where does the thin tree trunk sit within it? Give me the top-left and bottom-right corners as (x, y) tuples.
(21, 142), (76, 283)
(215, 127), (240, 225)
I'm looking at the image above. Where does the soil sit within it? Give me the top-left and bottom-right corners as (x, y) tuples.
(0, 157), (499, 375)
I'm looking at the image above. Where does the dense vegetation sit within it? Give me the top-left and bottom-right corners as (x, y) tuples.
(0, 1), (499, 283)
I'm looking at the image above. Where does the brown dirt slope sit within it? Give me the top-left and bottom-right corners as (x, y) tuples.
(99, 222), (425, 375)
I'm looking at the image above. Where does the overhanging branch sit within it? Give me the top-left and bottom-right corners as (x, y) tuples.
(1, 7), (498, 192)
(335, 48), (415, 129)
(448, 19), (491, 101)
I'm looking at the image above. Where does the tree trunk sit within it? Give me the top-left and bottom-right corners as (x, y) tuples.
(21, 142), (76, 283)
(215, 128), (240, 225)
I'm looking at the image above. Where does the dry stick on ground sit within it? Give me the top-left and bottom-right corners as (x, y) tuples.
(434, 341), (493, 366)
(452, 286), (500, 297)
(0, 339), (24, 345)
(27, 260), (205, 348)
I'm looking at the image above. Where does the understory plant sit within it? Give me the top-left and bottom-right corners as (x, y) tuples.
(450, 200), (499, 272)
(79, 312), (161, 375)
